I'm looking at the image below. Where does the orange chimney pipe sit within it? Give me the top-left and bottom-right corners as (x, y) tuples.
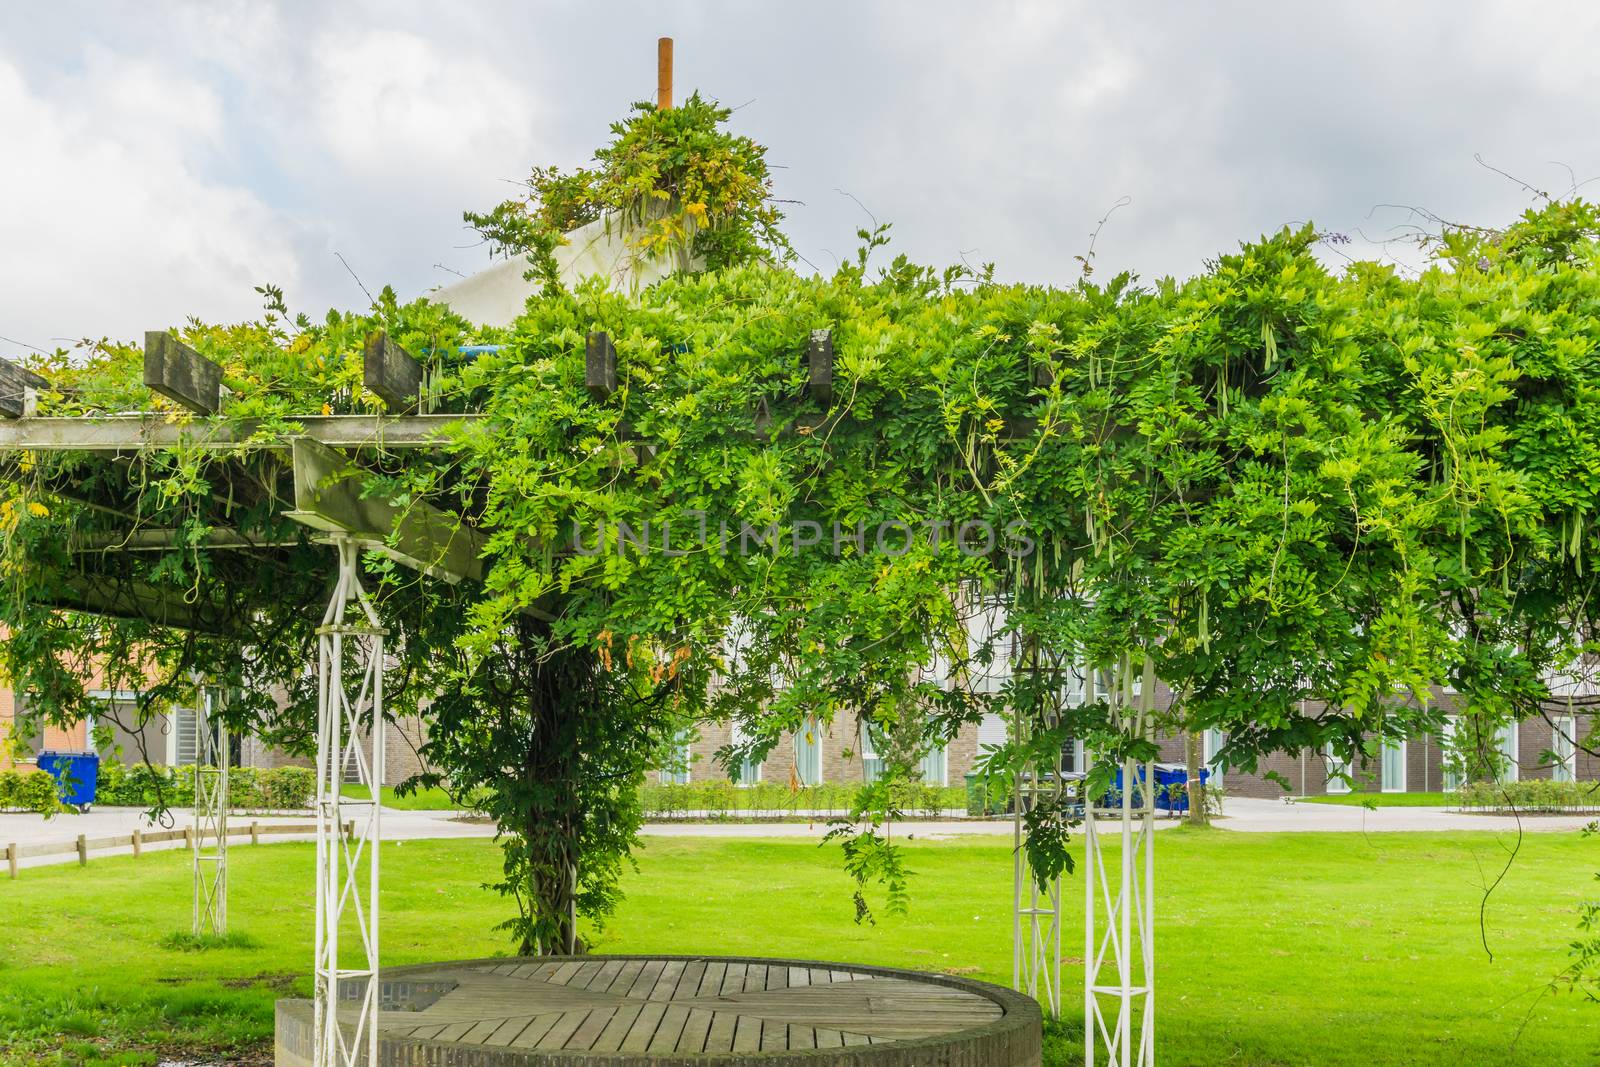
(657, 37), (673, 110)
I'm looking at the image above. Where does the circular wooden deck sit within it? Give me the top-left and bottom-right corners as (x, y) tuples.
(275, 955), (1041, 1066)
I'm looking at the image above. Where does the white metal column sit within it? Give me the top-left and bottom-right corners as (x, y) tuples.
(1083, 655), (1155, 1067)
(1013, 699), (1065, 1018)
(313, 536), (386, 1067)
(193, 680), (228, 937)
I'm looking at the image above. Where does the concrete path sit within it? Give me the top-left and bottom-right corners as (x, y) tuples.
(4, 797), (1591, 874)
(1215, 795), (1599, 833)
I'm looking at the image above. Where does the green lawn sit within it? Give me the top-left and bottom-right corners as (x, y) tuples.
(2, 830), (1596, 1066)
(339, 783), (469, 810)
(1300, 791), (1457, 807)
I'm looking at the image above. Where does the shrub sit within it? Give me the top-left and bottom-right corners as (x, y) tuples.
(259, 766), (314, 809)
(76, 762), (314, 810)
(0, 768), (62, 814)
(1454, 778), (1600, 812)
(637, 778), (963, 820)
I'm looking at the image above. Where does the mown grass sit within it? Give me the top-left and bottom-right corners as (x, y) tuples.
(338, 783), (468, 810)
(1, 829), (1596, 1066)
(1300, 790), (1457, 807)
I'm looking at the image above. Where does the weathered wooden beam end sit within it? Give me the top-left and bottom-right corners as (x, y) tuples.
(0, 357), (49, 420)
(807, 329), (834, 406)
(144, 331), (222, 415)
(1031, 353), (1055, 389)
(363, 331), (424, 413)
(586, 331), (617, 401)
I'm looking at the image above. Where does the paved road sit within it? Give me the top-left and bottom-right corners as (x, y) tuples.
(3, 797), (1591, 873)
(1216, 795), (1598, 833)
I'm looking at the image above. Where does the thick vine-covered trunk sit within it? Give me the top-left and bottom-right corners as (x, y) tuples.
(419, 613), (677, 958)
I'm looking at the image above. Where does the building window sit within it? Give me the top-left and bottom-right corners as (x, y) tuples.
(1325, 743), (1351, 794)
(859, 720), (885, 783)
(1496, 722), (1519, 783)
(660, 730), (692, 785)
(1204, 728), (1226, 792)
(964, 598), (1012, 695)
(728, 721), (762, 785)
(1440, 717), (1463, 791)
(169, 705), (199, 766)
(1381, 740), (1406, 793)
(919, 745), (948, 786)
(1553, 716), (1577, 783)
(794, 717), (823, 785)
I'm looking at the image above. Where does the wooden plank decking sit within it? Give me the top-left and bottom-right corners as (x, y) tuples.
(366, 957), (1005, 1056)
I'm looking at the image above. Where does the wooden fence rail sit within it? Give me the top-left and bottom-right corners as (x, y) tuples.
(3, 819), (353, 880)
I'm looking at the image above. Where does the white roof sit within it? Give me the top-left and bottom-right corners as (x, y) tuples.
(429, 213), (690, 327)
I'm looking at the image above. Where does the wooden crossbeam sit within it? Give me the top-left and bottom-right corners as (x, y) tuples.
(71, 529), (305, 552)
(144, 331), (222, 415)
(0, 357), (48, 419)
(284, 437), (486, 584)
(586, 331), (617, 400)
(807, 329), (834, 406)
(363, 331), (425, 413)
(44, 571), (243, 638)
(0, 413), (482, 452)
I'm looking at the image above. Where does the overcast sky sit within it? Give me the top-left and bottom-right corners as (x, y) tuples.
(3, 2), (1598, 356)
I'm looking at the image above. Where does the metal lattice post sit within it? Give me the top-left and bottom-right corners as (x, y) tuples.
(1013, 641), (1064, 1018)
(1083, 654), (1156, 1067)
(313, 537), (387, 1067)
(193, 679), (228, 937)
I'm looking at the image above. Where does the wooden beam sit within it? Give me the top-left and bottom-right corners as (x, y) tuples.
(807, 329), (834, 406)
(586, 331), (617, 400)
(0, 357), (48, 420)
(363, 331), (424, 413)
(71, 529), (306, 552)
(0, 413), (483, 452)
(285, 437), (486, 584)
(40, 571), (244, 637)
(1031, 353), (1055, 389)
(144, 332), (222, 415)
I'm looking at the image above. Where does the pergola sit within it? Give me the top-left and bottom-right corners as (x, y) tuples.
(1, 325), (1157, 1067)
(2, 330), (505, 1067)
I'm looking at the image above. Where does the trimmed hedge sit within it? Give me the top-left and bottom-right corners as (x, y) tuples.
(1455, 778), (1600, 813)
(0, 768), (63, 814)
(639, 779), (965, 820)
(94, 763), (315, 811)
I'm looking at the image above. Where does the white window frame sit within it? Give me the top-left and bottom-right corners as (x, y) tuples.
(964, 598), (1012, 695)
(1496, 722), (1519, 783)
(1204, 728), (1225, 792)
(1381, 739), (1406, 793)
(1325, 743), (1352, 794)
(1552, 716), (1577, 783)
(728, 720), (762, 785)
(859, 720), (884, 784)
(659, 730), (693, 785)
(919, 744), (948, 786)
(1440, 716), (1463, 791)
(794, 717), (824, 786)
(85, 689), (137, 758)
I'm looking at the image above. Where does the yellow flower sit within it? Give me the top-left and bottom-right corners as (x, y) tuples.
(26, 502), (48, 518)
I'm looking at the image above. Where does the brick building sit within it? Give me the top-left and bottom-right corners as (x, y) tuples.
(0, 680), (429, 789)
(655, 676), (1597, 798)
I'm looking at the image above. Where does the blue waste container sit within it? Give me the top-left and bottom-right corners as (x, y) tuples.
(36, 751), (100, 807)
(1104, 763), (1209, 814)
(1153, 763), (1208, 813)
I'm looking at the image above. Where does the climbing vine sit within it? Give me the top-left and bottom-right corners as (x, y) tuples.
(0, 91), (1597, 978)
